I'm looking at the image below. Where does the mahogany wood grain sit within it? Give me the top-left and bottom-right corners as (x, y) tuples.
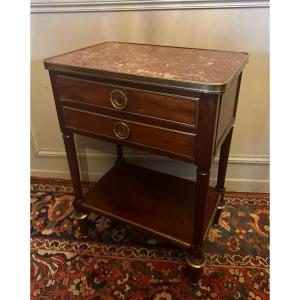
(62, 133), (83, 209)
(233, 73), (243, 119)
(63, 107), (196, 159)
(189, 266), (204, 286)
(62, 133), (88, 236)
(82, 162), (220, 248)
(195, 93), (220, 169)
(187, 92), (220, 277)
(49, 71), (67, 132)
(58, 76), (198, 127)
(215, 73), (242, 152)
(214, 127), (234, 225)
(115, 144), (125, 165)
(215, 76), (238, 147)
(64, 126), (196, 164)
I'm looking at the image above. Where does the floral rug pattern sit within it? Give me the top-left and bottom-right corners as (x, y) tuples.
(31, 177), (269, 299)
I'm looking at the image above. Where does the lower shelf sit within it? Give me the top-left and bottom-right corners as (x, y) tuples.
(82, 162), (220, 248)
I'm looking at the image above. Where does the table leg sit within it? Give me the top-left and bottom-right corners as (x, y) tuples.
(62, 133), (88, 237)
(187, 169), (210, 285)
(213, 127), (234, 226)
(115, 144), (125, 165)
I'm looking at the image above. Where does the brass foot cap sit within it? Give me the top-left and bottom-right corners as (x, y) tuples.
(186, 256), (206, 269)
(73, 212), (88, 220)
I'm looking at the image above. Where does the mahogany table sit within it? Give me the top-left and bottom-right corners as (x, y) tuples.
(44, 42), (248, 284)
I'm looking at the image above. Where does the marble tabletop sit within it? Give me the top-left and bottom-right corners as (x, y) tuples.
(44, 42), (248, 91)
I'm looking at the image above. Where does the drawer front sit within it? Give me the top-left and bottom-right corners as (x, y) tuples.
(58, 76), (198, 127)
(63, 107), (195, 158)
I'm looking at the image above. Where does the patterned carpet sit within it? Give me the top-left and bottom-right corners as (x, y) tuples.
(30, 177), (269, 299)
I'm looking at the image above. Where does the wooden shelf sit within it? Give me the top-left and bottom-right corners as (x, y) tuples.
(82, 163), (220, 248)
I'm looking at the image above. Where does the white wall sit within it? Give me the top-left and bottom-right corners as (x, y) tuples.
(31, 6), (269, 192)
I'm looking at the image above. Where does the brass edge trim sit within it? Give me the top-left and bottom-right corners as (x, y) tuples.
(186, 256), (206, 269)
(223, 59), (248, 91)
(213, 93), (222, 155)
(82, 203), (190, 248)
(45, 62), (240, 94)
(58, 75), (200, 101)
(73, 212), (88, 220)
(63, 106), (196, 136)
(60, 98), (198, 130)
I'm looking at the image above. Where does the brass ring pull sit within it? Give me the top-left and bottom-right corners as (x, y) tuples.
(110, 90), (128, 110)
(113, 122), (130, 140)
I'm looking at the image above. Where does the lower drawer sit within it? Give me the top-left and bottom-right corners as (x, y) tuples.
(63, 107), (196, 158)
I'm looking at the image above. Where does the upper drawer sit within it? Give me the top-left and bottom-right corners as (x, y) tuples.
(57, 76), (198, 127)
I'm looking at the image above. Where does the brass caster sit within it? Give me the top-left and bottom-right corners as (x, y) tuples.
(73, 211), (88, 220)
(187, 255), (206, 285)
(217, 204), (225, 211)
(186, 255), (206, 269)
(73, 211), (89, 238)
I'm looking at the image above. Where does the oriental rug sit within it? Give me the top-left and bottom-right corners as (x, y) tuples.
(31, 177), (269, 300)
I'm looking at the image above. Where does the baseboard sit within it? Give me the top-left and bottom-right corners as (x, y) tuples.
(30, 168), (269, 192)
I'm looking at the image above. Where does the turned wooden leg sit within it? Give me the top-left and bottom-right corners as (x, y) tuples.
(115, 144), (125, 165)
(187, 246), (206, 285)
(213, 127), (234, 226)
(74, 213), (89, 238)
(62, 133), (88, 237)
(187, 169), (210, 285)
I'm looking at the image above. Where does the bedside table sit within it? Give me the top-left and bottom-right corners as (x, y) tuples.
(44, 42), (248, 284)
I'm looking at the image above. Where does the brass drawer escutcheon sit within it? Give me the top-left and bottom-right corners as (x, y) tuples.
(110, 90), (128, 110)
(113, 121), (130, 140)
